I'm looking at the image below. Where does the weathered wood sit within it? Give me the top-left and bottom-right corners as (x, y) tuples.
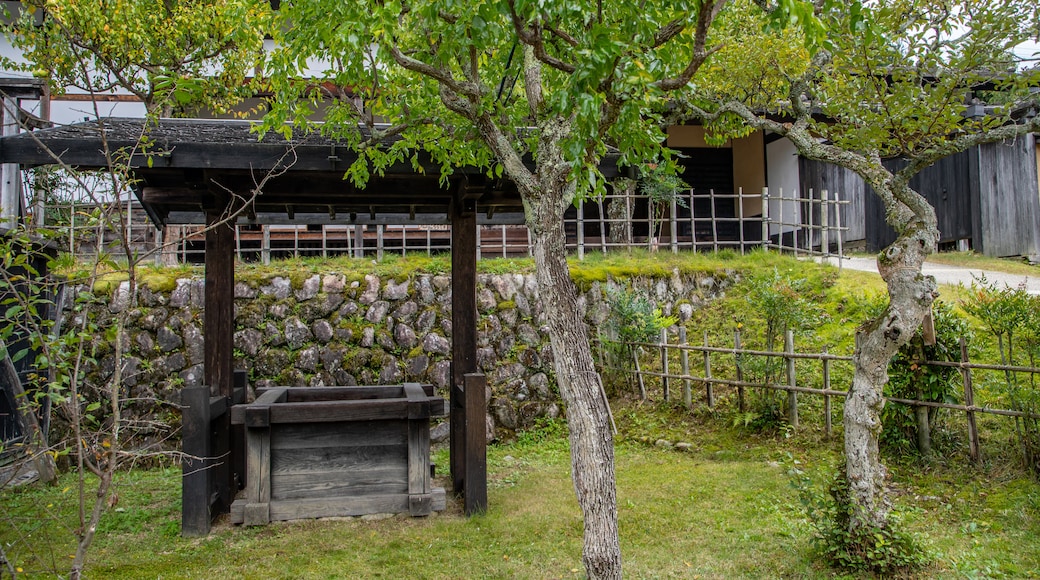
(451, 187), (478, 498)
(256, 384), (435, 402)
(270, 444), (406, 473)
(734, 330), (745, 413)
(785, 330), (798, 429)
(822, 347), (832, 438)
(407, 383), (433, 516)
(232, 488), (448, 523)
(961, 338), (981, 465)
(633, 347), (647, 400)
(180, 386), (212, 537)
(271, 467), (408, 499)
(660, 329), (670, 401)
(464, 373), (487, 516)
(204, 209), (235, 515)
(679, 327), (691, 409)
(703, 331), (714, 409)
(232, 385), (446, 524)
(269, 421), (407, 450)
(244, 422), (271, 526)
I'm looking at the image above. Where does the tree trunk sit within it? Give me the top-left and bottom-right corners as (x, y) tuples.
(845, 223), (938, 530)
(527, 182), (621, 579)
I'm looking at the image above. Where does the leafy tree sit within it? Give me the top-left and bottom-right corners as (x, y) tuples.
(680, 0), (1040, 540)
(261, 1), (810, 576)
(3, 0), (268, 115)
(2, 2), (269, 577)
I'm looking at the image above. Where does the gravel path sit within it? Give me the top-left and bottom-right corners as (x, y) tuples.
(819, 256), (1040, 295)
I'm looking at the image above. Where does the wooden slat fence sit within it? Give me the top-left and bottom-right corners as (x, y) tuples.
(598, 329), (1040, 465)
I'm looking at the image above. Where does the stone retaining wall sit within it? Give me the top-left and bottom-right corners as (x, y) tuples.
(93, 269), (735, 441)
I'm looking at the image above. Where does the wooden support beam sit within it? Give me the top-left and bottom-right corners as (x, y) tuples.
(180, 386), (212, 537)
(463, 373), (487, 515)
(450, 181), (481, 507)
(204, 209), (235, 514)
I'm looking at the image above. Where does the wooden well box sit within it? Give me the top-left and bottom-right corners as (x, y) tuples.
(229, 384), (447, 525)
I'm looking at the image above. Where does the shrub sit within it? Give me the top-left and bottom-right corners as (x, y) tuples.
(792, 462), (929, 575)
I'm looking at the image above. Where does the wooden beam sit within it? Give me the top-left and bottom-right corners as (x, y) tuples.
(203, 208), (235, 514)
(463, 373), (487, 515)
(450, 180), (482, 507)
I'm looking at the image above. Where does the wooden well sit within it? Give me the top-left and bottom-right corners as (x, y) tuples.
(229, 384), (447, 525)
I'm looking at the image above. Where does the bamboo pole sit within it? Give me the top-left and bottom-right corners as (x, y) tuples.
(786, 330), (798, 429)
(660, 328), (670, 401)
(735, 329), (745, 413)
(680, 326), (692, 409)
(823, 346), (832, 438)
(961, 337), (982, 465)
(760, 187), (769, 250)
(633, 346), (647, 400)
(703, 330), (714, 409)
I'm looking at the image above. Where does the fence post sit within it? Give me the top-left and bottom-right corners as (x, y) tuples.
(703, 331), (714, 409)
(786, 330), (798, 429)
(633, 346), (647, 400)
(709, 189), (719, 252)
(577, 199), (585, 260)
(821, 189), (830, 257)
(822, 347), (832, 438)
(805, 188), (814, 255)
(760, 187), (769, 250)
(734, 329), (745, 413)
(660, 328), (670, 401)
(669, 197), (678, 254)
(262, 226), (271, 265)
(834, 194), (844, 272)
(777, 188), (784, 252)
(737, 187), (746, 254)
(960, 337), (982, 465)
(680, 326), (692, 409)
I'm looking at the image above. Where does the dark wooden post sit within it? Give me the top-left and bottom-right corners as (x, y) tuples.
(464, 373), (487, 515)
(203, 208), (236, 513)
(180, 386), (211, 537)
(450, 182), (485, 514)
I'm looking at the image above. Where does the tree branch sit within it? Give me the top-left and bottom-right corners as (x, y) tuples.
(653, 0), (728, 91)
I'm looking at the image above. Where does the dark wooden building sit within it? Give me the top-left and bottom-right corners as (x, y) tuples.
(800, 133), (1040, 257)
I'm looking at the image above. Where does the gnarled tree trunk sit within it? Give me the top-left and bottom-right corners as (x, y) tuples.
(845, 210), (938, 529)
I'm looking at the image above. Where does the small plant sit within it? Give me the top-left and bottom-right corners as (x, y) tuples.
(638, 162), (689, 249)
(880, 300), (972, 458)
(599, 285), (677, 395)
(740, 269), (822, 429)
(791, 461), (929, 575)
(962, 275), (1040, 476)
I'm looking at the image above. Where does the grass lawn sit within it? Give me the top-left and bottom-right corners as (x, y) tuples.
(3, 405), (1038, 579)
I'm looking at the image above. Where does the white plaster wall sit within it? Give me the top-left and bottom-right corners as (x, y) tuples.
(765, 137), (800, 236)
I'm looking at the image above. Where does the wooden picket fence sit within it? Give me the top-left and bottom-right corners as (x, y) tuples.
(596, 328), (1040, 465)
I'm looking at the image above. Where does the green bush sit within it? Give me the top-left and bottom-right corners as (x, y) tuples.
(792, 463), (930, 575)
(880, 300), (972, 458)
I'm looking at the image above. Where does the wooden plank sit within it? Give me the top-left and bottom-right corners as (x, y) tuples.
(266, 399), (437, 423)
(406, 384), (432, 515)
(180, 386), (212, 536)
(269, 385), (436, 402)
(244, 423), (271, 526)
(463, 373), (487, 515)
(270, 421), (407, 450)
(451, 184), (478, 496)
(266, 488), (447, 521)
(230, 387), (287, 424)
(271, 467), (409, 499)
(271, 444), (407, 473)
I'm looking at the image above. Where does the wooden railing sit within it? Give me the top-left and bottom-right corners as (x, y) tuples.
(597, 328), (1040, 464)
